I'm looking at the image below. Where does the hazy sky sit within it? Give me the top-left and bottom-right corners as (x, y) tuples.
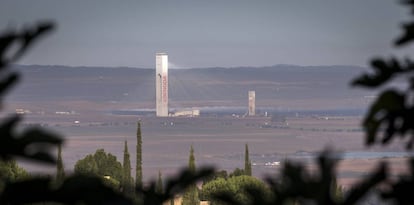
(0, 0), (411, 68)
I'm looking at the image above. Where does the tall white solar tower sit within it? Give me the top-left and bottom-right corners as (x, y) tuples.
(248, 91), (256, 116)
(156, 53), (168, 117)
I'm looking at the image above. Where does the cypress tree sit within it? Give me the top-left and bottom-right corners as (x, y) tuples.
(155, 170), (163, 194)
(182, 145), (199, 205)
(122, 140), (132, 193)
(136, 121), (143, 188)
(188, 146), (196, 172)
(56, 144), (65, 182)
(244, 143), (252, 176)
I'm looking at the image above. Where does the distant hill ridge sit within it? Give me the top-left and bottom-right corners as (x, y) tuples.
(8, 64), (370, 110)
(13, 64), (366, 70)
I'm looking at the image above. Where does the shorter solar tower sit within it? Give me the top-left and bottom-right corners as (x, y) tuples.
(248, 91), (255, 116)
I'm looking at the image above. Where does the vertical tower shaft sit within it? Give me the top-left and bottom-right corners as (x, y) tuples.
(156, 53), (168, 117)
(248, 91), (255, 116)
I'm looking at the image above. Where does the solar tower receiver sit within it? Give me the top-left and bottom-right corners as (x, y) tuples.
(156, 53), (168, 117)
(248, 91), (255, 116)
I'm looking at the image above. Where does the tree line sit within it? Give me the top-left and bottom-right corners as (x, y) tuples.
(71, 130), (257, 204)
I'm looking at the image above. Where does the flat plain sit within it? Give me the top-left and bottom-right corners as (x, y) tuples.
(17, 113), (409, 189)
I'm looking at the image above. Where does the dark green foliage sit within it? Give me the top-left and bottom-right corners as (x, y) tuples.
(136, 121), (143, 189)
(0, 175), (131, 205)
(382, 158), (414, 204)
(74, 149), (123, 185)
(135, 167), (214, 205)
(182, 146), (200, 205)
(229, 168), (244, 178)
(215, 170), (228, 180)
(74, 154), (98, 174)
(203, 170), (228, 185)
(244, 144), (252, 176)
(155, 170), (163, 194)
(74, 149), (124, 190)
(92, 149), (123, 181)
(123, 140), (133, 194)
(201, 177), (231, 205)
(0, 160), (28, 182)
(56, 144), (65, 182)
(188, 146), (196, 173)
(202, 175), (270, 205)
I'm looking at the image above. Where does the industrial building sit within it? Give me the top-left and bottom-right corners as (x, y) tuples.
(156, 53), (169, 117)
(173, 109), (200, 117)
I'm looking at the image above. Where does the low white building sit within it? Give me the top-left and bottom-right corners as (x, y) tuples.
(173, 109), (200, 117)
